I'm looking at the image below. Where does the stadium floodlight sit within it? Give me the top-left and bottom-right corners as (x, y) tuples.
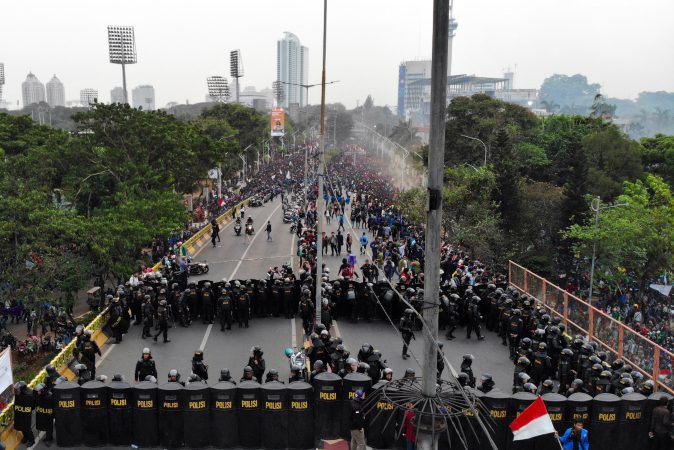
(207, 76), (230, 103)
(107, 26), (137, 104)
(229, 50), (243, 103)
(272, 80), (285, 106)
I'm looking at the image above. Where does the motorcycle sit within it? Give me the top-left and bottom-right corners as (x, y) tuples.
(283, 212), (293, 223)
(188, 261), (210, 276)
(284, 346), (309, 382)
(245, 224), (254, 236)
(289, 222), (297, 234)
(234, 222), (242, 236)
(249, 197), (263, 207)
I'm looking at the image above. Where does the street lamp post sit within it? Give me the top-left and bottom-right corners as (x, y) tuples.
(588, 197), (628, 305)
(460, 134), (488, 166)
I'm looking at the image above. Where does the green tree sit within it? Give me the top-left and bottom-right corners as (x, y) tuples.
(564, 174), (674, 288)
(640, 134), (674, 186)
(199, 102), (268, 149)
(539, 74), (601, 114)
(560, 137), (589, 228)
(491, 129), (521, 234)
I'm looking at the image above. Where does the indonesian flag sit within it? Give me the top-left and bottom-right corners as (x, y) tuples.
(509, 397), (555, 441)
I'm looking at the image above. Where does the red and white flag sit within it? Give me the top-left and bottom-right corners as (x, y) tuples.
(509, 396), (556, 441)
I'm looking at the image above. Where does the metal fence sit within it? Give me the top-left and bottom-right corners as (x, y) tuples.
(509, 260), (674, 394)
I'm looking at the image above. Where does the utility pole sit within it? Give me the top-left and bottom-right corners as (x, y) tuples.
(419, 0), (449, 449)
(315, 0), (328, 329)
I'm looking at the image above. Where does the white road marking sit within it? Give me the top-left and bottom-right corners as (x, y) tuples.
(199, 201), (283, 351)
(96, 342), (117, 367)
(291, 317), (297, 349)
(199, 324), (213, 351)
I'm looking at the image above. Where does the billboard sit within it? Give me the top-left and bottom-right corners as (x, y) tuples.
(271, 108), (285, 137)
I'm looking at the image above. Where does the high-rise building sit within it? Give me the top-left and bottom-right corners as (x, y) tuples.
(110, 86), (125, 104)
(22, 72), (46, 107)
(132, 85), (155, 110)
(0, 63), (5, 102)
(46, 75), (65, 107)
(80, 88), (98, 106)
(276, 32), (309, 108)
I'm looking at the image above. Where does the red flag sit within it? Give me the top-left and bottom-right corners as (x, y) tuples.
(509, 397), (556, 441)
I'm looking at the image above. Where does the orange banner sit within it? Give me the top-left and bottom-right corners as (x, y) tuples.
(271, 107), (285, 137)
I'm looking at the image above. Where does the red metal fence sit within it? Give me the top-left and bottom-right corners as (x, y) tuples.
(509, 260), (674, 394)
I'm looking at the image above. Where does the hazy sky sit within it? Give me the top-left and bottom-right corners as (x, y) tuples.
(2, 0), (673, 109)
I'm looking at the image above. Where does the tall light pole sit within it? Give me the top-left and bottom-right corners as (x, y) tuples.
(315, 0), (328, 330)
(0, 62), (4, 103)
(230, 50), (243, 103)
(588, 197), (628, 305)
(107, 26), (137, 104)
(460, 134), (488, 165)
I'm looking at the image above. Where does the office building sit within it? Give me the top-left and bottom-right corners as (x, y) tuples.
(46, 75), (65, 107)
(276, 32), (309, 108)
(22, 72), (46, 107)
(80, 88), (98, 106)
(110, 86), (125, 104)
(132, 85), (155, 110)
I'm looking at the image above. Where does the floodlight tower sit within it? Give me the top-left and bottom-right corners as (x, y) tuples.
(107, 26), (137, 104)
(0, 63), (4, 102)
(272, 80), (285, 107)
(230, 50), (244, 103)
(207, 76), (231, 102)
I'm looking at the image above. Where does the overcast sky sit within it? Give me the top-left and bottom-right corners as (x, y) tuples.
(2, 0), (673, 109)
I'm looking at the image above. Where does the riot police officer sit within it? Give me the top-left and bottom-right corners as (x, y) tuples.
(298, 293), (314, 336)
(168, 369), (185, 386)
(265, 368), (282, 383)
(78, 330), (101, 379)
(248, 346), (265, 383)
(153, 300), (170, 343)
(34, 382), (54, 445)
(74, 363), (92, 385)
(478, 374), (495, 393)
(109, 297), (125, 343)
(460, 355), (475, 388)
(466, 296), (485, 340)
(192, 350), (209, 381)
(237, 290), (250, 328)
(445, 294), (460, 340)
(539, 379), (554, 395)
(399, 309), (415, 359)
(557, 348), (574, 394)
(531, 342), (552, 386)
(514, 357), (531, 392)
(179, 289), (191, 327)
(219, 369), (235, 383)
(13, 381), (35, 446)
(289, 365), (304, 383)
(141, 295), (154, 339)
(508, 309), (524, 359)
(310, 360), (326, 383)
(201, 282), (215, 324)
(135, 348), (157, 382)
(217, 286), (233, 331)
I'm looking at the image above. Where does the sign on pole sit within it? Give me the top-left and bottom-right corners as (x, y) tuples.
(271, 107), (286, 137)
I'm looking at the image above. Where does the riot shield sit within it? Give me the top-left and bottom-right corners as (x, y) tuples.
(314, 372), (342, 440)
(366, 380), (397, 449)
(210, 381), (238, 448)
(589, 393), (620, 450)
(566, 392), (593, 431)
(237, 380), (262, 448)
(108, 380), (132, 446)
(481, 390), (510, 450)
(261, 381), (288, 449)
(53, 381), (82, 446)
(618, 392), (647, 449)
(184, 382), (211, 448)
(542, 393), (567, 434)
(132, 380), (159, 447)
(287, 381), (314, 449)
(341, 372), (373, 438)
(508, 392), (537, 450)
(158, 381), (185, 448)
(80, 380), (108, 446)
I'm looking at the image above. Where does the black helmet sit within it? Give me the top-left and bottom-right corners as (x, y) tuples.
(219, 369), (231, 380)
(612, 359), (624, 370)
(462, 354), (474, 361)
(168, 369), (180, 380)
(640, 380), (655, 393)
(521, 338), (532, 347)
(314, 360), (324, 370)
(46, 364), (57, 375)
(194, 350), (204, 360)
(599, 370), (612, 379)
(34, 383), (46, 393)
(513, 308), (521, 315)
(589, 355), (601, 365)
(538, 342), (547, 351)
(404, 308), (414, 316)
(481, 373), (493, 382)
(268, 369), (279, 379)
(592, 363), (603, 373)
(518, 372), (531, 382)
(571, 378), (583, 387)
(244, 366), (253, 374)
(404, 368), (416, 378)
(291, 364), (301, 374)
(561, 348), (574, 357)
(457, 373), (469, 385)
(517, 357), (530, 366)
(112, 374), (125, 382)
(523, 383), (537, 393)
(542, 379), (554, 389)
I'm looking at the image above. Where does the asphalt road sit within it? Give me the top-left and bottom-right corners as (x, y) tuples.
(29, 195), (513, 449)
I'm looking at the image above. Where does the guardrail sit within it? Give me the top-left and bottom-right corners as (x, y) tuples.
(509, 260), (674, 394)
(152, 198), (249, 272)
(0, 307), (110, 444)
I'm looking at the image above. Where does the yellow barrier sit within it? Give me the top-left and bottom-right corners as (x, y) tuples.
(152, 198), (249, 272)
(0, 307), (110, 446)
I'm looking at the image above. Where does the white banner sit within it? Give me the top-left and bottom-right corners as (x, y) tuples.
(0, 347), (13, 394)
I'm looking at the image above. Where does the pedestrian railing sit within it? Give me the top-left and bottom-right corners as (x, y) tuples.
(0, 306), (110, 441)
(509, 260), (674, 394)
(152, 198), (250, 272)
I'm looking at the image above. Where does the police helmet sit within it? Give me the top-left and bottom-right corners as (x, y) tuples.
(314, 360), (324, 370)
(96, 375), (108, 382)
(522, 338), (533, 347)
(599, 370), (612, 379)
(220, 369), (231, 380)
(518, 372), (531, 382)
(463, 354), (474, 361)
(34, 383), (46, 393)
(517, 357), (531, 366)
(243, 366), (253, 374)
(481, 373), (493, 382)
(523, 383), (537, 393)
(291, 364), (301, 374)
(561, 348), (574, 357)
(112, 374), (125, 382)
(542, 379), (554, 389)
(142, 347), (151, 355)
(169, 369), (180, 380)
(404, 368), (416, 378)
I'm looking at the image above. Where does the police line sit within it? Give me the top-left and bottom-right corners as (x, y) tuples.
(36, 370), (673, 450)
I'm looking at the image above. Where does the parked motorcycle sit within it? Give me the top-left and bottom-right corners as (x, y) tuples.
(188, 261), (210, 276)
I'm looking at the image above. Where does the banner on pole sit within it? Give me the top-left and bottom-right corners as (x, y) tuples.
(271, 108), (285, 137)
